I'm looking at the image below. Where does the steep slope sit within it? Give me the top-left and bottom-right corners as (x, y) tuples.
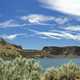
(42, 46), (80, 57)
(0, 38), (22, 59)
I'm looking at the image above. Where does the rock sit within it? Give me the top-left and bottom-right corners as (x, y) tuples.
(42, 46), (80, 56)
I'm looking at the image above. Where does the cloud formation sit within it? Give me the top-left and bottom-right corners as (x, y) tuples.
(64, 26), (80, 31)
(30, 29), (80, 41)
(39, 0), (80, 16)
(21, 14), (54, 25)
(0, 20), (26, 28)
(21, 14), (68, 25)
(1, 33), (26, 40)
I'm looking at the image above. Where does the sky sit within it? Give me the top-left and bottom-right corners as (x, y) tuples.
(0, 0), (80, 49)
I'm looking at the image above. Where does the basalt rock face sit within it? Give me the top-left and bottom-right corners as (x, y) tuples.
(42, 46), (80, 56)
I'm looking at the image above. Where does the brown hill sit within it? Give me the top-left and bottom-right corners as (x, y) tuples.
(0, 38), (23, 59)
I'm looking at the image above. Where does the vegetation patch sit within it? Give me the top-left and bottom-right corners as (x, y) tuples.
(0, 56), (80, 80)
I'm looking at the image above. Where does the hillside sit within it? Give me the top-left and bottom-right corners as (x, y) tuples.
(19, 46), (80, 58)
(0, 38), (80, 58)
(0, 38), (23, 59)
(42, 46), (80, 57)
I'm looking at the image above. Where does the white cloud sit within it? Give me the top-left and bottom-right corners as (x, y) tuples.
(31, 29), (80, 41)
(21, 14), (54, 25)
(64, 26), (80, 31)
(39, 0), (80, 16)
(1, 33), (26, 40)
(54, 17), (68, 25)
(21, 14), (68, 25)
(0, 20), (26, 28)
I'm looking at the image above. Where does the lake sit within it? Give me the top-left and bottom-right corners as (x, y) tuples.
(38, 58), (80, 68)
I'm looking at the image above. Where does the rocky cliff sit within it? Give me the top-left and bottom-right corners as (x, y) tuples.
(42, 46), (80, 57)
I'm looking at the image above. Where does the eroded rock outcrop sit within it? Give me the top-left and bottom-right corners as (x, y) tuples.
(42, 46), (80, 57)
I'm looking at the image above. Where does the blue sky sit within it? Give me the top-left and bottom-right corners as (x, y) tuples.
(0, 0), (80, 49)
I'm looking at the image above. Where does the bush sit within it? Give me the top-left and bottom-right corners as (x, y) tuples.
(0, 56), (43, 80)
(0, 53), (80, 80)
(0, 48), (22, 60)
(42, 63), (80, 80)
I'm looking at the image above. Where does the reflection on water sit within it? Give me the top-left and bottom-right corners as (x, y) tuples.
(38, 58), (80, 68)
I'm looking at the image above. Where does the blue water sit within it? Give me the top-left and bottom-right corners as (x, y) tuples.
(39, 58), (80, 68)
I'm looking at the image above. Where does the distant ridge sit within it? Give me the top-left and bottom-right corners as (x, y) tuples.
(42, 46), (80, 57)
(0, 38), (80, 58)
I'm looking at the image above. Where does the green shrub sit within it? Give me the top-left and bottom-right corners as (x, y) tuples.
(0, 38), (7, 45)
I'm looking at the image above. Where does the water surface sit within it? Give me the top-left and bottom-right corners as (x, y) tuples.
(38, 58), (80, 68)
